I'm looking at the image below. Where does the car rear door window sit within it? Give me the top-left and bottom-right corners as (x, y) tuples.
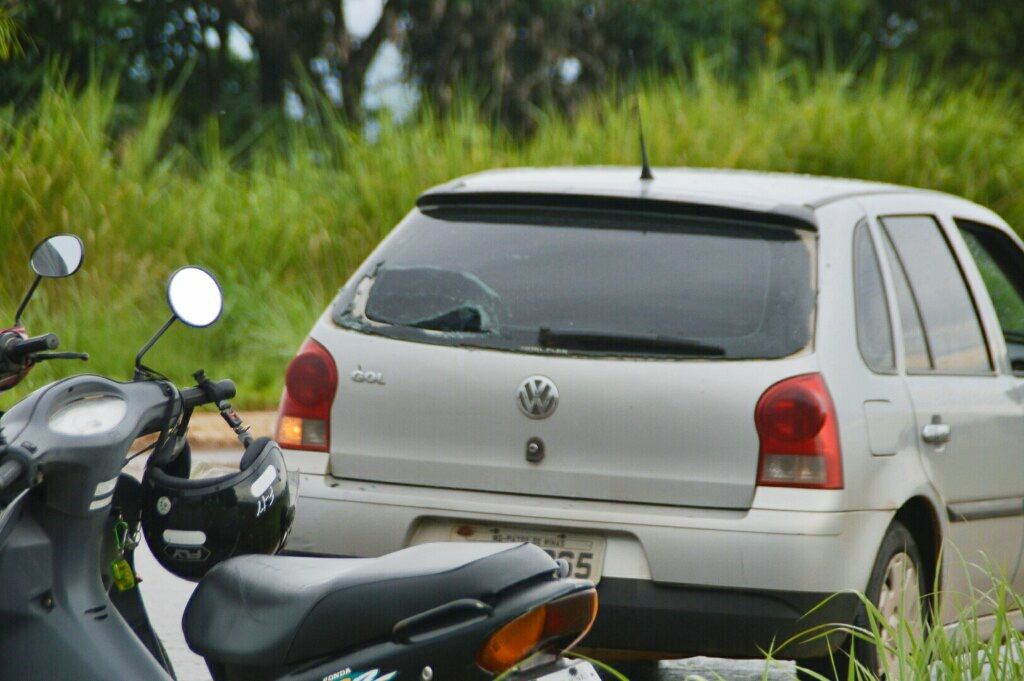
(879, 215), (991, 374)
(956, 219), (1024, 373)
(853, 221), (895, 373)
(877, 228), (931, 371)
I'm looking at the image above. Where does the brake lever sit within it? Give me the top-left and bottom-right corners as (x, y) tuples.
(31, 352), (89, 362)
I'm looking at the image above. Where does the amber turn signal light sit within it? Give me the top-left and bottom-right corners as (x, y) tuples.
(477, 606), (547, 673)
(476, 589), (598, 674)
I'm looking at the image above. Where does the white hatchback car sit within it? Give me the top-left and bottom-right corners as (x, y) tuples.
(278, 167), (1024, 673)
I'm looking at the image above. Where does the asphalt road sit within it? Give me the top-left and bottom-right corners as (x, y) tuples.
(134, 450), (799, 681)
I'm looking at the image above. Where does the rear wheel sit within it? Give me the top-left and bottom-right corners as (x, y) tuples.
(797, 521), (928, 680)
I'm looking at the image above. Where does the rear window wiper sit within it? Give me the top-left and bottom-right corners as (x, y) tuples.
(537, 327), (726, 357)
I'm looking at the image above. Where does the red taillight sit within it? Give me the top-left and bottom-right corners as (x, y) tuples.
(755, 373), (843, 489)
(276, 338), (337, 452)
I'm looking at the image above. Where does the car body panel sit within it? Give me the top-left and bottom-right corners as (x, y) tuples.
(313, 314), (819, 509)
(808, 200), (924, 514)
(857, 193), (1024, 615)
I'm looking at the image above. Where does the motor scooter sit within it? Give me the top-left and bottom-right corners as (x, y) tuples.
(0, 236), (601, 681)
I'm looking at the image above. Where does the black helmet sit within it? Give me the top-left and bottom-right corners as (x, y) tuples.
(141, 437), (295, 581)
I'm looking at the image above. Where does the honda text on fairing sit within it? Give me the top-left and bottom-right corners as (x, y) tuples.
(0, 235), (600, 681)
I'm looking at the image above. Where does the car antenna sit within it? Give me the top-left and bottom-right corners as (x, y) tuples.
(629, 50), (654, 181)
(637, 103), (654, 181)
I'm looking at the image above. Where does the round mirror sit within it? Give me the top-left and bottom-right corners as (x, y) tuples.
(167, 266), (223, 328)
(30, 234), (84, 278)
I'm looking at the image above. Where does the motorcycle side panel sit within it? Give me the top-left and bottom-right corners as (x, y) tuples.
(0, 496), (173, 681)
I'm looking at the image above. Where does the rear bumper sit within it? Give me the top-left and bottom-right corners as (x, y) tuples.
(585, 578), (858, 659)
(289, 473), (891, 588)
(287, 473), (886, 657)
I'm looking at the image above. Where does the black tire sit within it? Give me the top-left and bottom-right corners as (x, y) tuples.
(796, 521), (929, 680)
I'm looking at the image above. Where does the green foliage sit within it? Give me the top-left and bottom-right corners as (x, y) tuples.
(594, 0), (873, 73)
(787, 559), (1024, 679)
(0, 6), (25, 61)
(400, 0), (610, 134)
(0, 1), (258, 137)
(960, 230), (1024, 338)
(883, 0), (1024, 80)
(4, 2), (1024, 140)
(1, 63), (1022, 408)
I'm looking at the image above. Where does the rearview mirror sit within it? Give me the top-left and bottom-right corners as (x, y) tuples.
(167, 267), (223, 328)
(30, 234), (84, 278)
(15, 234), (85, 325)
(134, 266), (223, 379)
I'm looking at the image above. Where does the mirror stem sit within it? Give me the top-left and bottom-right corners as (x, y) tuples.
(134, 314), (177, 380)
(13, 275), (41, 326)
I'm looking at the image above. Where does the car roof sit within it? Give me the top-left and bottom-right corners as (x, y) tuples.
(418, 166), (948, 224)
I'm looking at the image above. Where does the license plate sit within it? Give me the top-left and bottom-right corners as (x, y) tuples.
(448, 523), (605, 583)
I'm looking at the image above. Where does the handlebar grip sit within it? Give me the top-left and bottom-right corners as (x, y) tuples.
(0, 459), (24, 492)
(180, 379), (236, 409)
(7, 333), (59, 361)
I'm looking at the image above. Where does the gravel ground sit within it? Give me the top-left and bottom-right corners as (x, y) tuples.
(133, 449), (798, 681)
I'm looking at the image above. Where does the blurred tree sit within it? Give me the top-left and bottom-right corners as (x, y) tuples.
(397, 0), (608, 133)
(398, 0), (887, 131)
(592, 0), (885, 76)
(0, 0), (398, 131)
(879, 0), (1024, 79)
(209, 0), (397, 120)
(0, 1), (259, 136)
(590, 0), (762, 76)
(1, 0), (1021, 141)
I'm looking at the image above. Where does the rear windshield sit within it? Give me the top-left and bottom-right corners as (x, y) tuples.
(333, 206), (816, 359)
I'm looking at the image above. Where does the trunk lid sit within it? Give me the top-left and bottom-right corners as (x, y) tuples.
(318, 326), (816, 509)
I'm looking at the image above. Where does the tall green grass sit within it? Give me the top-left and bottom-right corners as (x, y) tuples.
(781, 565), (1024, 680)
(0, 8), (24, 61)
(2, 64), (1023, 407)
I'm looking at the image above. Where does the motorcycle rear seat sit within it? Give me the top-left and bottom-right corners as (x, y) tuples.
(182, 541), (555, 666)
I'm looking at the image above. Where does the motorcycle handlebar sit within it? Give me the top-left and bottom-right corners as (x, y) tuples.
(7, 333), (59, 362)
(0, 459), (24, 492)
(180, 378), (236, 409)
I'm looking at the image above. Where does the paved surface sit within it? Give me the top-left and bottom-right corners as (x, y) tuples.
(135, 450), (799, 681)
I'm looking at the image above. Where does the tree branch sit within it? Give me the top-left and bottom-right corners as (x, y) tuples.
(339, 5), (397, 120)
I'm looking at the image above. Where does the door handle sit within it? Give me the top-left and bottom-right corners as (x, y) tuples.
(921, 416), (951, 445)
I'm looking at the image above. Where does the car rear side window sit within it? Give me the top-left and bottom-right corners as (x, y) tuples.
(335, 206), (817, 360)
(879, 215), (991, 374)
(956, 219), (1024, 372)
(853, 221), (895, 373)
(877, 228), (931, 370)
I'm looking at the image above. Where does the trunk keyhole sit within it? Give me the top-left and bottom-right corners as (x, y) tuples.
(525, 437), (545, 463)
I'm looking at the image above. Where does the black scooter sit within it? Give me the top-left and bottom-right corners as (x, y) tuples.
(0, 236), (600, 681)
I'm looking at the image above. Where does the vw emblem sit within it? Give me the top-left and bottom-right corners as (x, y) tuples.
(516, 375), (559, 419)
